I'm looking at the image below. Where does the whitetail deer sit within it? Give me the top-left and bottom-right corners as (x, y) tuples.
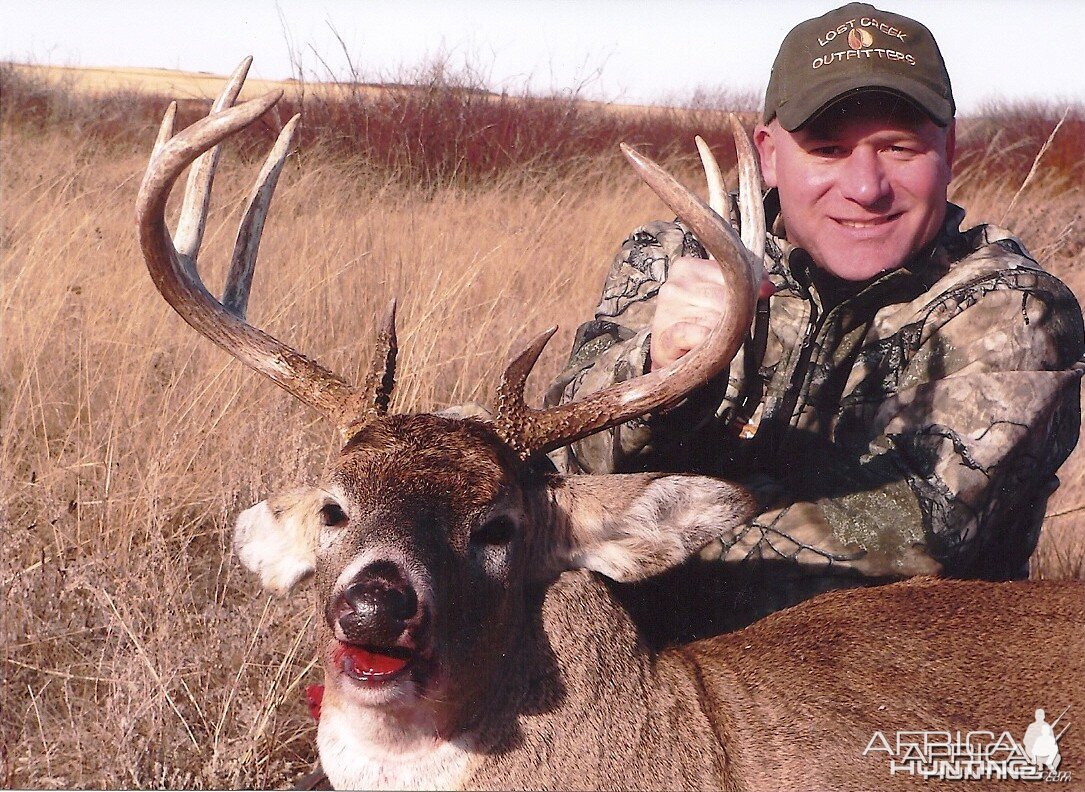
(138, 59), (1084, 790)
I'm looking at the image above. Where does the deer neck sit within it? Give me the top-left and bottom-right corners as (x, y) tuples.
(464, 569), (734, 789)
(318, 697), (472, 791)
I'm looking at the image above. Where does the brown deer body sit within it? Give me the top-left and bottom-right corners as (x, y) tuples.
(475, 573), (1084, 791)
(139, 61), (1085, 790)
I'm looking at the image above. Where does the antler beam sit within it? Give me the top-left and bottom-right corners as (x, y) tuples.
(492, 120), (765, 459)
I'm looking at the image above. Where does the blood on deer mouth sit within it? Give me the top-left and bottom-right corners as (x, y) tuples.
(334, 641), (415, 685)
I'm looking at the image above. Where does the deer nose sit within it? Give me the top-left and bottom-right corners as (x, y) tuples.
(335, 561), (418, 646)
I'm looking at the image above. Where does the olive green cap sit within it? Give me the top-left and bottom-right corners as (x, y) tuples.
(763, 2), (954, 130)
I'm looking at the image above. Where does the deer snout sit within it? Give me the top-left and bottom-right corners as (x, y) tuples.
(331, 561), (419, 648)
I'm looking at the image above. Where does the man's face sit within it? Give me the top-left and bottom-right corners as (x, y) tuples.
(754, 95), (955, 281)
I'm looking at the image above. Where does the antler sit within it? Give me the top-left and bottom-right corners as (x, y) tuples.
(695, 115), (766, 264)
(492, 118), (764, 459)
(137, 58), (396, 442)
(139, 61), (761, 460)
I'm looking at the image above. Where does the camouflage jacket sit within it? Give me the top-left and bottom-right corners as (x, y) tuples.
(546, 200), (1083, 619)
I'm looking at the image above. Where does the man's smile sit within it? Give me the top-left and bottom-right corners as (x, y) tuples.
(833, 214), (901, 229)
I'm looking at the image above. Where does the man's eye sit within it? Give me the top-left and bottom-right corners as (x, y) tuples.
(319, 502), (348, 527)
(885, 140), (926, 157)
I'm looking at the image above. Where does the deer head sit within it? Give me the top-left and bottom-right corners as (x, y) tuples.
(137, 58), (763, 762)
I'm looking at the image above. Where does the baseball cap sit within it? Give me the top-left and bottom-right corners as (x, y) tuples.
(763, 2), (955, 130)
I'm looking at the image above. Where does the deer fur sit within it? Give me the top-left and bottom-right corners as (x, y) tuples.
(236, 415), (1085, 790)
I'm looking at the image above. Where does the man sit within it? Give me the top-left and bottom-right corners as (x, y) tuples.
(546, 2), (1084, 630)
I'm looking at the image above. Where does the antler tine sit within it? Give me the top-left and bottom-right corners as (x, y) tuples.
(339, 299), (400, 444)
(491, 327), (558, 458)
(137, 60), (367, 430)
(365, 298), (399, 418)
(222, 112), (300, 317)
(174, 57), (252, 261)
(695, 121), (766, 270)
(694, 135), (732, 224)
(492, 135), (764, 460)
(729, 114), (766, 267)
(153, 101), (177, 156)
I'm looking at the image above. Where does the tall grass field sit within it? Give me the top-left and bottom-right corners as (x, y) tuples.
(1, 62), (1083, 788)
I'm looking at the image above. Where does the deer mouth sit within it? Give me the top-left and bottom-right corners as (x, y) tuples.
(335, 641), (415, 684)
(330, 638), (440, 702)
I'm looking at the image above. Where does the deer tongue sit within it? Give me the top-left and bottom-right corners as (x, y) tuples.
(337, 642), (410, 681)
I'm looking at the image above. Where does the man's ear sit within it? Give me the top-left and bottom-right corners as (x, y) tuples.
(753, 122), (779, 188)
(943, 120), (957, 180)
(233, 487), (324, 595)
(545, 472), (756, 582)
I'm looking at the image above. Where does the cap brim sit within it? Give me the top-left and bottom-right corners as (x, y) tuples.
(775, 74), (954, 131)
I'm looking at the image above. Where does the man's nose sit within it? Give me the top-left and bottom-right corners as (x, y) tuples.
(838, 148), (890, 207)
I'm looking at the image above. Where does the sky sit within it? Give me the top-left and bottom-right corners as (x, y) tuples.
(2, 1), (1084, 114)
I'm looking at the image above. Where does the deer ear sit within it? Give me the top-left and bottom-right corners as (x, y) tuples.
(546, 473), (756, 582)
(233, 487), (324, 595)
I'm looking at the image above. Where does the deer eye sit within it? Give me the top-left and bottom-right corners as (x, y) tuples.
(319, 502), (348, 527)
(471, 515), (515, 546)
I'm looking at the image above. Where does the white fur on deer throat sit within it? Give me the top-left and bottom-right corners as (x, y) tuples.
(319, 693), (474, 791)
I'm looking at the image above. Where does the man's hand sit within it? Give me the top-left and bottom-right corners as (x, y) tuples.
(649, 257), (774, 371)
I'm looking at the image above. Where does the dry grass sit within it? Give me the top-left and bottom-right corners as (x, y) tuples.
(3, 63), (325, 102)
(1, 65), (1083, 788)
(0, 97), (678, 790)
(2, 62), (722, 121)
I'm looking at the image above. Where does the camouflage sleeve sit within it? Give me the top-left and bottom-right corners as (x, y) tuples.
(855, 269), (1084, 578)
(713, 265), (1085, 583)
(544, 219), (710, 474)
